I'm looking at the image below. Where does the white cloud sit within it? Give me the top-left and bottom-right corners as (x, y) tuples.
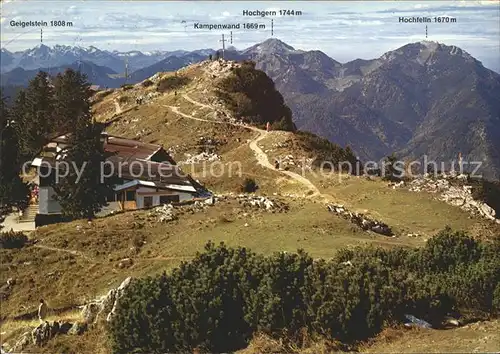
(66, 6), (79, 15)
(0, 0), (498, 72)
(457, 0), (500, 6)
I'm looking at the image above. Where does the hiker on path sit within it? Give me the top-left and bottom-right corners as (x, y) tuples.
(38, 299), (48, 323)
(266, 122), (271, 132)
(274, 159), (280, 170)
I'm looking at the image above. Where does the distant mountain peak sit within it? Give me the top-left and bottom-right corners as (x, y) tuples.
(259, 38), (296, 53)
(243, 38), (298, 56)
(379, 40), (477, 67)
(261, 38), (295, 50)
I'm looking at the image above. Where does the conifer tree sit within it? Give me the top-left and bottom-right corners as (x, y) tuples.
(53, 68), (93, 131)
(0, 95), (29, 215)
(51, 71), (113, 220)
(383, 153), (401, 181)
(15, 71), (55, 158)
(11, 90), (29, 158)
(52, 120), (114, 220)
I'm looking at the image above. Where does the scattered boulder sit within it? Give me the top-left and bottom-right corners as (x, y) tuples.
(179, 152), (221, 165)
(81, 302), (100, 324)
(10, 320), (89, 350)
(68, 322), (88, 336)
(443, 317), (461, 328)
(407, 232), (421, 238)
(204, 196), (215, 205)
(236, 195), (289, 213)
(31, 321), (59, 346)
(148, 204), (177, 223)
(11, 331), (31, 352)
(274, 154), (313, 170)
(405, 175), (497, 221)
(117, 258), (133, 269)
(388, 180), (405, 189)
(327, 204), (393, 236)
(177, 201), (209, 215)
(59, 321), (73, 334)
(403, 314), (432, 329)
(106, 277), (133, 323)
(99, 288), (118, 320)
(79, 277), (134, 326)
(205, 59), (239, 79)
(272, 141), (292, 149)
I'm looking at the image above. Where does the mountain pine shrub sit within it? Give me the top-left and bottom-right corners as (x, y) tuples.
(216, 64), (295, 131)
(0, 230), (29, 249)
(156, 76), (191, 93)
(110, 229), (499, 353)
(240, 178), (258, 193)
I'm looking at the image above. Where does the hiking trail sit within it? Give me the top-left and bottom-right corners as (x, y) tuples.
(165, 93), (323, 199)
(34, 244), (92, 261)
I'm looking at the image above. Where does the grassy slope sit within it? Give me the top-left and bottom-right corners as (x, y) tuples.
(2, 60), (499, 353)
(1, 198), (424, 319)
(238, 320), (500, 354)
(362, 320), (500, 353)
(307, 173), (499, 238)
(91, 62), (498, 239)
(1, 198), (424, 352)
(256, 132), (498, 238)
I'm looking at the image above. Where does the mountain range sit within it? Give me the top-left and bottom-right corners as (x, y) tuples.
(1, 39), (499, 179)
(0, 44), (216, 74)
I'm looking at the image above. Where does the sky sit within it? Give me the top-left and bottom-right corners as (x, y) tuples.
(1, 0), (499, 71)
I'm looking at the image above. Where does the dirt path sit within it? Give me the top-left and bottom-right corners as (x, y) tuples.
(34, 244), (92, 261)
(165, 94), (322, 197)
(182, 93), (212, 110)
(250, 132), (321, 197)
(35, 243), (200, 265)
(165, 105), (219, 125)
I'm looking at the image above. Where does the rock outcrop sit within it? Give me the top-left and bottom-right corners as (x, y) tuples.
(392, 175), (498, 222)
(79, 277), (133, 325)
(179, 152), (221, 165)
(148, 204), (177, 223)
(29, 320), (84, 348)
(327, 204), (393, 236)
(236, 195), (290, 213)
(10, 331), (31, 352)
(274, 154), (313, 170)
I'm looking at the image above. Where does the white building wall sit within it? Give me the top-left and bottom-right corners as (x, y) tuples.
(135, 187), (194, 208)
(40, 185), (195, 214)
(38, 186), (62, 214)
(178, 192), (194, 202)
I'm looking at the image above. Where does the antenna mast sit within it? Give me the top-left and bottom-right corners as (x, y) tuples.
(219, 34), (227, 59)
